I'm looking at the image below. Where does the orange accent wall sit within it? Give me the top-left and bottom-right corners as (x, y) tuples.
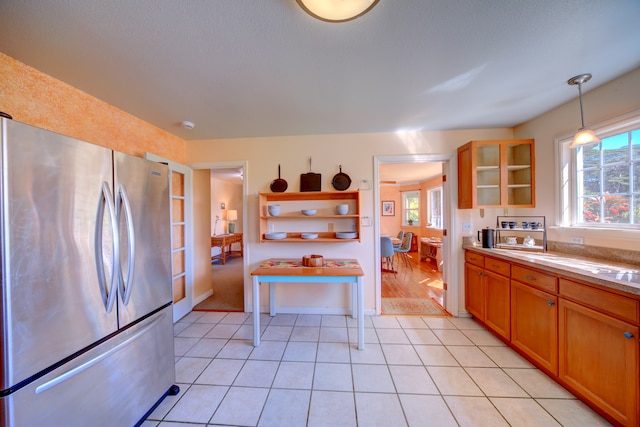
(0, 52), (184, 163)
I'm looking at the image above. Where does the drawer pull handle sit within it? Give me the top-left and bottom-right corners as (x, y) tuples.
(547, 301), (555, 306)
(623, 332), (634, 339)
(491, 264), (499, 268)
(524, 275), (537, 281)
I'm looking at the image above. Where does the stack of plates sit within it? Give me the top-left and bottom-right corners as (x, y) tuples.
(301, 233), (318, 239)
(336, 232), (358, 239)
(265, 232), (287, 240)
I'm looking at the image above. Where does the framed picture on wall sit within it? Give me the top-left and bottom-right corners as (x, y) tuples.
(382, 201), (395, 216)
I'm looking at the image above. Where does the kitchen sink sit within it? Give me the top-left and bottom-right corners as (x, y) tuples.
(596, 272), (640, 284)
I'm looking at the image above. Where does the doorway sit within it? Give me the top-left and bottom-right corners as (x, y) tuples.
(190, 161), (248, 313)
(374, 155), (453, 316)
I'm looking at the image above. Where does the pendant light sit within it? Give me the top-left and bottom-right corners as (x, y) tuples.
(567, 73), (601, 148)
(296, 0), (380, 22)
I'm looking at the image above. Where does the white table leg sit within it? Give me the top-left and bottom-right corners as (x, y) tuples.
(351, 282), (357, 319)
(252, 276), (260, 346)
(269, 282), (276, 316)
(357, 276), (364, 350)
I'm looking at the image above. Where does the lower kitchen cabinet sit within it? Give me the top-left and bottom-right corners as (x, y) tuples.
(464, 248), (640, 426)
(510, 280), (558, 375)
(559, 298), (639, 427)
(464, 253), (510, 340)
(465, 262), (485, 320)
(485, 268), (510, 340)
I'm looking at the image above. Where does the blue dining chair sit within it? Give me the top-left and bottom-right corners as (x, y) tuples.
(394, 232), (413, 270)
(380, 236), (396, 275)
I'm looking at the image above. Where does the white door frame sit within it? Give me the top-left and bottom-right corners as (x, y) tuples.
(189, 160), (250, 311)
(373, 155), (458, 317)
(144, 152), (194, 322)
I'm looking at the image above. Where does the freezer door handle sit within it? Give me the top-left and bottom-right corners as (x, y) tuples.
(117, 184), (136, 306)
(95, 181), (119, 313)
(34, 312), (164, 394)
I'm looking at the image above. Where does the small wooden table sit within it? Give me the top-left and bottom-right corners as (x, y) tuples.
(250, 258), (365, 350)
(420, 238), (443, 271)
(211, 233), (243, 264)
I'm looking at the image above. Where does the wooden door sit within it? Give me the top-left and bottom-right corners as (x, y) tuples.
(559, 299), (638, 426)
(485, 270), (510, 340)
(511, 280), (558, 374)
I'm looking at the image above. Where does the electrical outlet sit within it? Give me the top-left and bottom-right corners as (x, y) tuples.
(462, 221), (472, 233)
(570, 236), (584, 245)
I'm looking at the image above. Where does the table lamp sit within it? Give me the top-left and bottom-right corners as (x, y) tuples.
(227, 209), (237, 234)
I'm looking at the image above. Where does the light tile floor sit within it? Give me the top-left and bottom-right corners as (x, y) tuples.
(143, 311), (612, 427)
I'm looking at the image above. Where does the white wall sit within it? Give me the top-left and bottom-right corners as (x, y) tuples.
(514, 67), (640, 251)
(187, 128), (513, 316)
(186, 66), (640, 316)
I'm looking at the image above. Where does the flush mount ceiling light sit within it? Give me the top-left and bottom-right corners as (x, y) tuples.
(296, 0), (380, 22)
(567, 73), (601, 148)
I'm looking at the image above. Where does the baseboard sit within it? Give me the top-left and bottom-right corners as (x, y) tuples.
(193, 290), (213, 306)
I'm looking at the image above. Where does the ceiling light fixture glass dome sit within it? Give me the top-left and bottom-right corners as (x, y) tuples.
(296, 0), (380, 22)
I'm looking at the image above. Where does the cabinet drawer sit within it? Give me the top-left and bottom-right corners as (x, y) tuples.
(512, 265), (557, 293)
(560, 278), (639, 323)
(485, 257), (510, 277)
(465, 251), (484, 267)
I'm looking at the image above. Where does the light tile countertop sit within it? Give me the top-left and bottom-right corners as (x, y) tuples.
(463, 245), (640, 297)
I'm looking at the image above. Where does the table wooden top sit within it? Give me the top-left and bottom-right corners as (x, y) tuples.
(251, 258), (364, 277)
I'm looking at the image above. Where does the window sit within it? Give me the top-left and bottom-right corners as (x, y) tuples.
(558, 111), (640, 229)
(428, 187), (443, 229)
(402, 191), (420, 226)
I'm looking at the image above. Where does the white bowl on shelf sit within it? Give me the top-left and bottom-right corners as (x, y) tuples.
(268, 205), (281, 216)
(336, 204), (349, 215)
(336, 231), (357, 239)
(301, 209), (316, 216)
(265, 232), (286, 240)
(301, 233), (318, 239)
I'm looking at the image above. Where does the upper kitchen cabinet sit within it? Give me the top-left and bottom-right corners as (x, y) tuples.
(458, 139), (535, 209)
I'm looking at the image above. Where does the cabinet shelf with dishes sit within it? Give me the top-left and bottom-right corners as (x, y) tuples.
(258, 190), (360, 243)
(495, 215), (546, 252)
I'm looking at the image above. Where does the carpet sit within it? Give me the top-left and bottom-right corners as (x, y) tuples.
(381, 298), (449, 316)
(193, 256), (244, 312)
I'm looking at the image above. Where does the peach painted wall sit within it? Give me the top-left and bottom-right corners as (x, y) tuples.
(0, 52), (184, 163)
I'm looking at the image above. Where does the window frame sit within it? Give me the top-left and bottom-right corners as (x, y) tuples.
(401, 190), (420, 226)
(427, 186), (443, 229)
(557, 109), (640, 230)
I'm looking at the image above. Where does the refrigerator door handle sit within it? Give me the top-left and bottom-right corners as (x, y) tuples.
(95, 181), (119, 313)
(34, 312), (164, 394)
(117, 184), (136, 305)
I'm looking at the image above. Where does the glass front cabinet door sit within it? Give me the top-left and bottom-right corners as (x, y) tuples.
(458, 139), (535, 209)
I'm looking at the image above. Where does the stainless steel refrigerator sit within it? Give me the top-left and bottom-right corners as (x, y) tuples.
(0, 118), (177, 426)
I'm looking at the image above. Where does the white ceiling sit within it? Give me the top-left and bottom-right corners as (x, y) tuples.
(1, 0), (639, 142)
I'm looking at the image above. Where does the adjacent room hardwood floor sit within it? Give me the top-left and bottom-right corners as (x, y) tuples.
(382, 251), (445, 307)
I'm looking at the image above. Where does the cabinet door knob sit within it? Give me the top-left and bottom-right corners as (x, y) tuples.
(547, 301), (555, 306)
(623, 332), (634, 339)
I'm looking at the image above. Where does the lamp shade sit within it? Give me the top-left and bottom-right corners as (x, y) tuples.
(570, 128), (601, 148)
(296, 0), (379, 22)
(227, 209), (238, 222)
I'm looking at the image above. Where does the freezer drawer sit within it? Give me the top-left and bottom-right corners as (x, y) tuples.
(0, 306), (175, 427)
